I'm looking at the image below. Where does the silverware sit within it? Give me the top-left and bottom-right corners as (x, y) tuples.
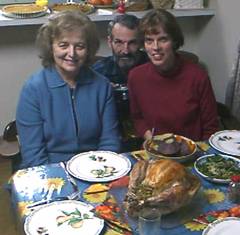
(27, 197), (68, 209)
(84, 189), (109, 195)
(60, 161), (79, 194)
(134, 153), (145, 161)
(27, 191), (81, 209)
(192, 218), (211, 226)
(150, 127), (155, 142)
(27, 184), (56, 209)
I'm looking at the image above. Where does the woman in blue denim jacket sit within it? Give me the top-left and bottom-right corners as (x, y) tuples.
(16, 11), (121, 169)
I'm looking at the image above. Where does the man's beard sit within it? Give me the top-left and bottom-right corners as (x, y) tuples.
(114, 53), (140, 72)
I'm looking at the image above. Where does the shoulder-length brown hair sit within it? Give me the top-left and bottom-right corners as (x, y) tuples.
(140, 9), (184, 50)
(36, 10), (100, 67)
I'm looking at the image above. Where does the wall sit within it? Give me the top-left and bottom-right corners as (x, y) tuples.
(196, 0), (240, 103)
(0, 1), (239, 132)
(0, 26), (39, 132)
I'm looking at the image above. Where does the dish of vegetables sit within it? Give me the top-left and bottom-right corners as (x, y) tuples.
(194, 154), (240, 184)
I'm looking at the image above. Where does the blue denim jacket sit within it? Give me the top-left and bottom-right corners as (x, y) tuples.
(16, 66), (121, 169)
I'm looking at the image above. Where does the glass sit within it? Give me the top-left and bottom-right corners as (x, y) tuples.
(228, 175), (240, 203)
(138, 208), (161, 235)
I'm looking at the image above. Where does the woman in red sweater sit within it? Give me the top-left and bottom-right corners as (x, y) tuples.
(128, 9), (219, 141)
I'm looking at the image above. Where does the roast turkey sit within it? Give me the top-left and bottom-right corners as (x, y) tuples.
(123, 159), (201, 217)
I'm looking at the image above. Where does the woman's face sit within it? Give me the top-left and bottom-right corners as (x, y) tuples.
(52, 30), (87, 79)
(144, 24), (175, 72)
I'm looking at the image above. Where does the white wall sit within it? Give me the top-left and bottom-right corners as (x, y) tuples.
(0, 1), (240, 132)
(196, 0), (240, 103)
(0, 26), (39, 132)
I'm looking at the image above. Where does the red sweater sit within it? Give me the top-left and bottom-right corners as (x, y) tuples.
(128, 57), (219, 141)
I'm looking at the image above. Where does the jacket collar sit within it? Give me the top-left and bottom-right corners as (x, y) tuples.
(45, 66), (95, 88)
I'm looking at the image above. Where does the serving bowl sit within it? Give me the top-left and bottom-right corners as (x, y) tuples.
(143, 133), (197, 163)
(194, 154), (240, 184)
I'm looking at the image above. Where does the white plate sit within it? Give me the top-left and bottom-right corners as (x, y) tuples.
(194, 154), (240, 184)
(202, 217), (240, 235)
(209, 130), (240, 156)
(66, 151), (131, 182)
(24, 200), (104, 235)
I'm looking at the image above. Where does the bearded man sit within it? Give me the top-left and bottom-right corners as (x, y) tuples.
(93, 14), (148, 151)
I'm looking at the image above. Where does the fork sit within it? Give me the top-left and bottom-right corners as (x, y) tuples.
(27, 194), (80, 209)
(27, 184), (81, 209)
(150, 127), (155, 141)
(60, 161), (80, 196)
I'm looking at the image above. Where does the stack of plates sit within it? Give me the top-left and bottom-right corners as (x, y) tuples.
(1, 4), (48, 19)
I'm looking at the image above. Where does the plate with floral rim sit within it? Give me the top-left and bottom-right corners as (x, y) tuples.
(209, 130), (240, 156)
(24, 200), (104, 235)
(202, 217), (240, 235)
(66, 151), (131, 182)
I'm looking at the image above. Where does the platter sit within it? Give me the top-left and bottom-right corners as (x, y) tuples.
(1, 4), (48, 19)
(202, 217), (240, 235)
(66, 151), (131, 182)
(51, 3), (95, 15)
(209, 130), (240, 156)
(194, 154), (240, 184)
(24, 200), (104, 235)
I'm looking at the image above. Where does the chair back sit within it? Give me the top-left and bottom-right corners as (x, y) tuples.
(0, 120), (21, 173)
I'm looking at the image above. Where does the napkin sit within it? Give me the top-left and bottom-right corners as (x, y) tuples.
(83, 177), (132, 234)
(192, 205), (240, 225)
(94, 200), (132, 234)
(82, 176), (129, 204)
(83, 176), (129, 195)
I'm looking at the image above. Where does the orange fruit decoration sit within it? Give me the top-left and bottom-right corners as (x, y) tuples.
(88, 0), (103, 5)
(102, 0), (113, 5)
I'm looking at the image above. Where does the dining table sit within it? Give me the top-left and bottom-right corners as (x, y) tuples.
(7, 141), (240, 235)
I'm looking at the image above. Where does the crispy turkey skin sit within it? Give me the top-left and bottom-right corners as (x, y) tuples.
(124, 159), (201, 217)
